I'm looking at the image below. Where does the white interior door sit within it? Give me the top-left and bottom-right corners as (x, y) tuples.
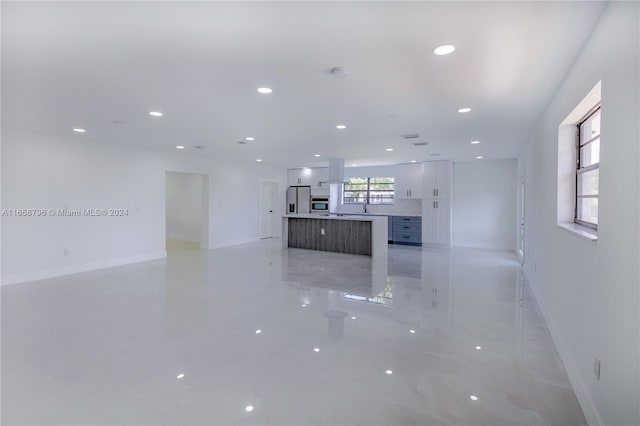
(259, 181), (278, 239)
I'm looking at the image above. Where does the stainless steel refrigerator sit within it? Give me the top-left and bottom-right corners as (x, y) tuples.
(287, 186), (311, 214)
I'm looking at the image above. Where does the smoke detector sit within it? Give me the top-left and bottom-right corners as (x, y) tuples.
(328, 67), (349, 79)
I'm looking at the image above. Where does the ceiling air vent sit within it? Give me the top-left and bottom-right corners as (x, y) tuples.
(194, 145), (207, 150)
(237, 140), (248, 145)
(401, 133), (420, 139)
(413, 142), (428, 146)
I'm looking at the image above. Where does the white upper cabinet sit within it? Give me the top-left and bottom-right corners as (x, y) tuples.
(287, 169), (299, 186)
(395, 163), (423, 199)
(422, 161), (451, 199)
(287, 168), (329, 195)
(287, 168), (313, 186)
(311, 168), (329, 194)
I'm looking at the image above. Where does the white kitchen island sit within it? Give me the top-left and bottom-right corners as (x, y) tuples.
(282, 214), (388, 258)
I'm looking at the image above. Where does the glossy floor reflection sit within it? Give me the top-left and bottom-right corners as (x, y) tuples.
(1, 240), (586, 425)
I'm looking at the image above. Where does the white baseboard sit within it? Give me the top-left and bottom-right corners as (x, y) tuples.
(208, 237), (260, 250)
(451, 241), (516, 251)
(1, 251), (167, 286)
(524, 270), (603, 426)
(167, 233), (201, 243)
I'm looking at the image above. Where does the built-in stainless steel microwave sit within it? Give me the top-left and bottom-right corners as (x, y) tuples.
(311, 197), (329, 214)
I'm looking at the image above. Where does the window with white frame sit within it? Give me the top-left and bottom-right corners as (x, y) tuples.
(557, 81), (600, 238)
(575, 106), (600, 228)
(343, 177), (394, 204)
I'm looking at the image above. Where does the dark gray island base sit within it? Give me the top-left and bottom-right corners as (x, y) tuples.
(282, 215), (387, 257)
(288, 217), (371, 255)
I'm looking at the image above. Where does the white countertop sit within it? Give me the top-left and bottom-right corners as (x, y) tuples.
(337, 212), (422, 218)
(283, 214), (387, 222)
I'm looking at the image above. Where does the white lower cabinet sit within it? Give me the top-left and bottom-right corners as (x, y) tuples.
(422, 198), (451, 245)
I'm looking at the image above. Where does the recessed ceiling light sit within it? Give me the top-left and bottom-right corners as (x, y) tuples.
(475, 345), (482, 350)
(149, 111), (163, 117)
(314, 154), (321, 157)
(470, 395), (479, 401)
(351, 316), (356, 320)
(256, 159), (263, 162)
(245, 405), (254, 412)
(471, 140), (480, 144)
(73, 128), (86, 133)
(409, 329), (416, 334)
(336, 124), (347, 130)
(410, 160), (417, 163)
(176, 145), (185, 149)
(313, 348), (320, 352)
(255, 329), (262, 334)
(246, 137), (255, 141)
(476, 156), (483, 159)
(302, 304), (307, 307)
(385, 148), (394, 152)
(257, 87), (272, 94)
(385, 370), (393, 375)
(458, 108), (471, 113)
(433, 44), (456, 55)
(176, 373), (185, 379)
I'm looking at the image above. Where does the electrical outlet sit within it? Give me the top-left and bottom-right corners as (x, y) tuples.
(321, 228), (325, 236)
(594, 358), (601, 380)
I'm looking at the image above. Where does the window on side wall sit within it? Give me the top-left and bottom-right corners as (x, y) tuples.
(575, 106), (600, 229)
(343, 177), (394, 204)
(557, 80), (600, 239)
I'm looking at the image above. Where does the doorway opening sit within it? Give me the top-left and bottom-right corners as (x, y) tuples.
(259, 180), (279, 239)
(165, 171), (209, 252)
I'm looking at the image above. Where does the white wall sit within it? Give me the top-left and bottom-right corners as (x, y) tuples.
(166, 171), (204, 243)
(521, 2), (639, 425)
(452, 159), (517, 250)
(1, 130), (287, 285)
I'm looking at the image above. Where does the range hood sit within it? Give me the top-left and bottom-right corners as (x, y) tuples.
(327, 158), (345, 183)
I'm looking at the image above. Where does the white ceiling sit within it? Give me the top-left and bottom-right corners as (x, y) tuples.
(3, 1), (606, 168)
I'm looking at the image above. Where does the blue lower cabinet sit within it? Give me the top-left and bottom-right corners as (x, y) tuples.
(391, 216), (422, 245)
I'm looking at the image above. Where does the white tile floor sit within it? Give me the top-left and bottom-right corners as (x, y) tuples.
(1, 240), (586, 425)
